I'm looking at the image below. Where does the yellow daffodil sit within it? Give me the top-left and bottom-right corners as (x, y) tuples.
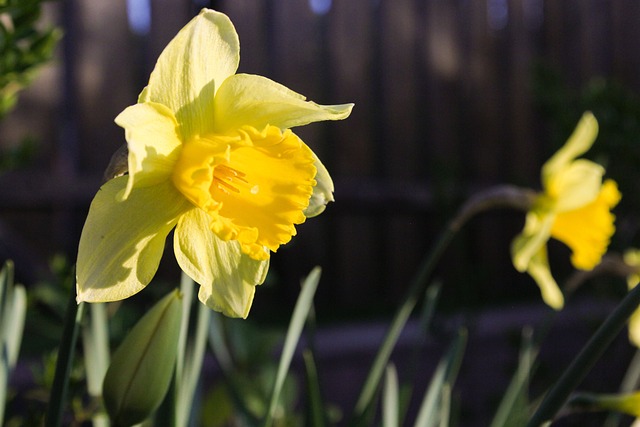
(511, 112), (621, 310)
(76, 9), (353, 318)
(624, 249), (640, 347)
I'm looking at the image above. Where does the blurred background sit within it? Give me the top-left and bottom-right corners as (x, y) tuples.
(2, 0), (640, 424)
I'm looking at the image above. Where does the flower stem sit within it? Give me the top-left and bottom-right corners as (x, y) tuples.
(526, 282), (640, 427)
(45, 285), (85, 427)
(349, 185), (534, 425)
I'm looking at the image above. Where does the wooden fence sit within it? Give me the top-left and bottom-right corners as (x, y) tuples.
(1, 0), (640, 320)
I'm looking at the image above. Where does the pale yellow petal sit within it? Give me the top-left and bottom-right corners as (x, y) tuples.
(114, 102), (182, 200)
(542, 111), (598, 182)
(511, 211), (555, 272)
(304, 151), (334, 218)
(527, 248), (565, 310)
(76, 178), (191, 303)
(145, 9), (239, 139)
(544, 159), (604, 212)
(174, 208), (269, 318)
(212, 73), (353, 133)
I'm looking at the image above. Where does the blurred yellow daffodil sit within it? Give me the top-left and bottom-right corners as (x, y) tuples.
(624, 249), (640, 347)
(511, 112), (621, 310)
(76, 9), (353, 318)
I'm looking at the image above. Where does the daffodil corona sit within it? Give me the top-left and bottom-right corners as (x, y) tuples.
(511, 112), (621, 310)
(76, 9), (353, 318)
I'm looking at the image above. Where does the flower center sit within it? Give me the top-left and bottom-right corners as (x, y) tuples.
(171, 125), (317, 261)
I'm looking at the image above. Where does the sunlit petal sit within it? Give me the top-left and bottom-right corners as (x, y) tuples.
(174, 208), (269, 318)
(114, 102), (182, 199)
(144, 9), (239, 139)
(526, 248), (564, 310)
(305, 151), (335, 217)
(212, 73), (353, 133)
(542, 111), (598, 182)
(544, 159), (604, 212)
(511, 212), (555, 273)
(77, 178), (191, 303)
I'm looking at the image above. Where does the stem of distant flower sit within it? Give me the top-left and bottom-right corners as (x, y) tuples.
(349, 185), (536, 426)
(45, 283), (85, 427)
(525, 282), (640, 427)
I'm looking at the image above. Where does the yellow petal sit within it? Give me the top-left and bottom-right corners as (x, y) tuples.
(550, 179), (620, 270)
(511, 210), (555, 273)
(544, 159), (604, 212)
(174, 208), (269, 318)
(526, 248), (565, 310)
(76, 178), (191, 303)
(212, 73), (353, 134)
(304, 152), (335, 218)
(114, 102), (182, 200)
(542, 112), (598, 183)
(143, 9), (239, 139)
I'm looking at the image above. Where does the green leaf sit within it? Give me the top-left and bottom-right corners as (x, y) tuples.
(414, 329), (467, 427)
(103, 289), (182, 426)
(0, 260), (26, 425)
(263, 266), (321, 427)
(490, 327), (537, 427)
(382, 364), (399, 427)
(303, 350), (326, 427)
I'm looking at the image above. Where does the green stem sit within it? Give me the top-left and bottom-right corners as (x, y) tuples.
(526, 282), (640, 427)
(349, 185), (534, 425)
(45, 286), (85, 427)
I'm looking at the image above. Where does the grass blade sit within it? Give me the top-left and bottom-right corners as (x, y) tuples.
(262, 266), (321, 427)
(303, 350), (326, 427)
(490, 327), (537, 427)
(382, 364), (399, 427)
(414, 329), (467, 427)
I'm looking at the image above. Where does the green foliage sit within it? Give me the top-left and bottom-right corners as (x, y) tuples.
(0, 260), (26, 425)
(0, 0), (60, 119)
(102, 289), (182, 427)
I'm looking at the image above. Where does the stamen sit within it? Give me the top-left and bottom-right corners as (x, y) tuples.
(213, 164), (248, 194)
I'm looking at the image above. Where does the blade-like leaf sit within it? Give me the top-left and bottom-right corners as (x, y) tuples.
(263, 266), (321, 427)
(490, 327), (537, 427)
(382, 364), (399, 427)
(414, 329), (467, 427)
(0, 261), (26, 426)
(303, 350), (326, 427)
